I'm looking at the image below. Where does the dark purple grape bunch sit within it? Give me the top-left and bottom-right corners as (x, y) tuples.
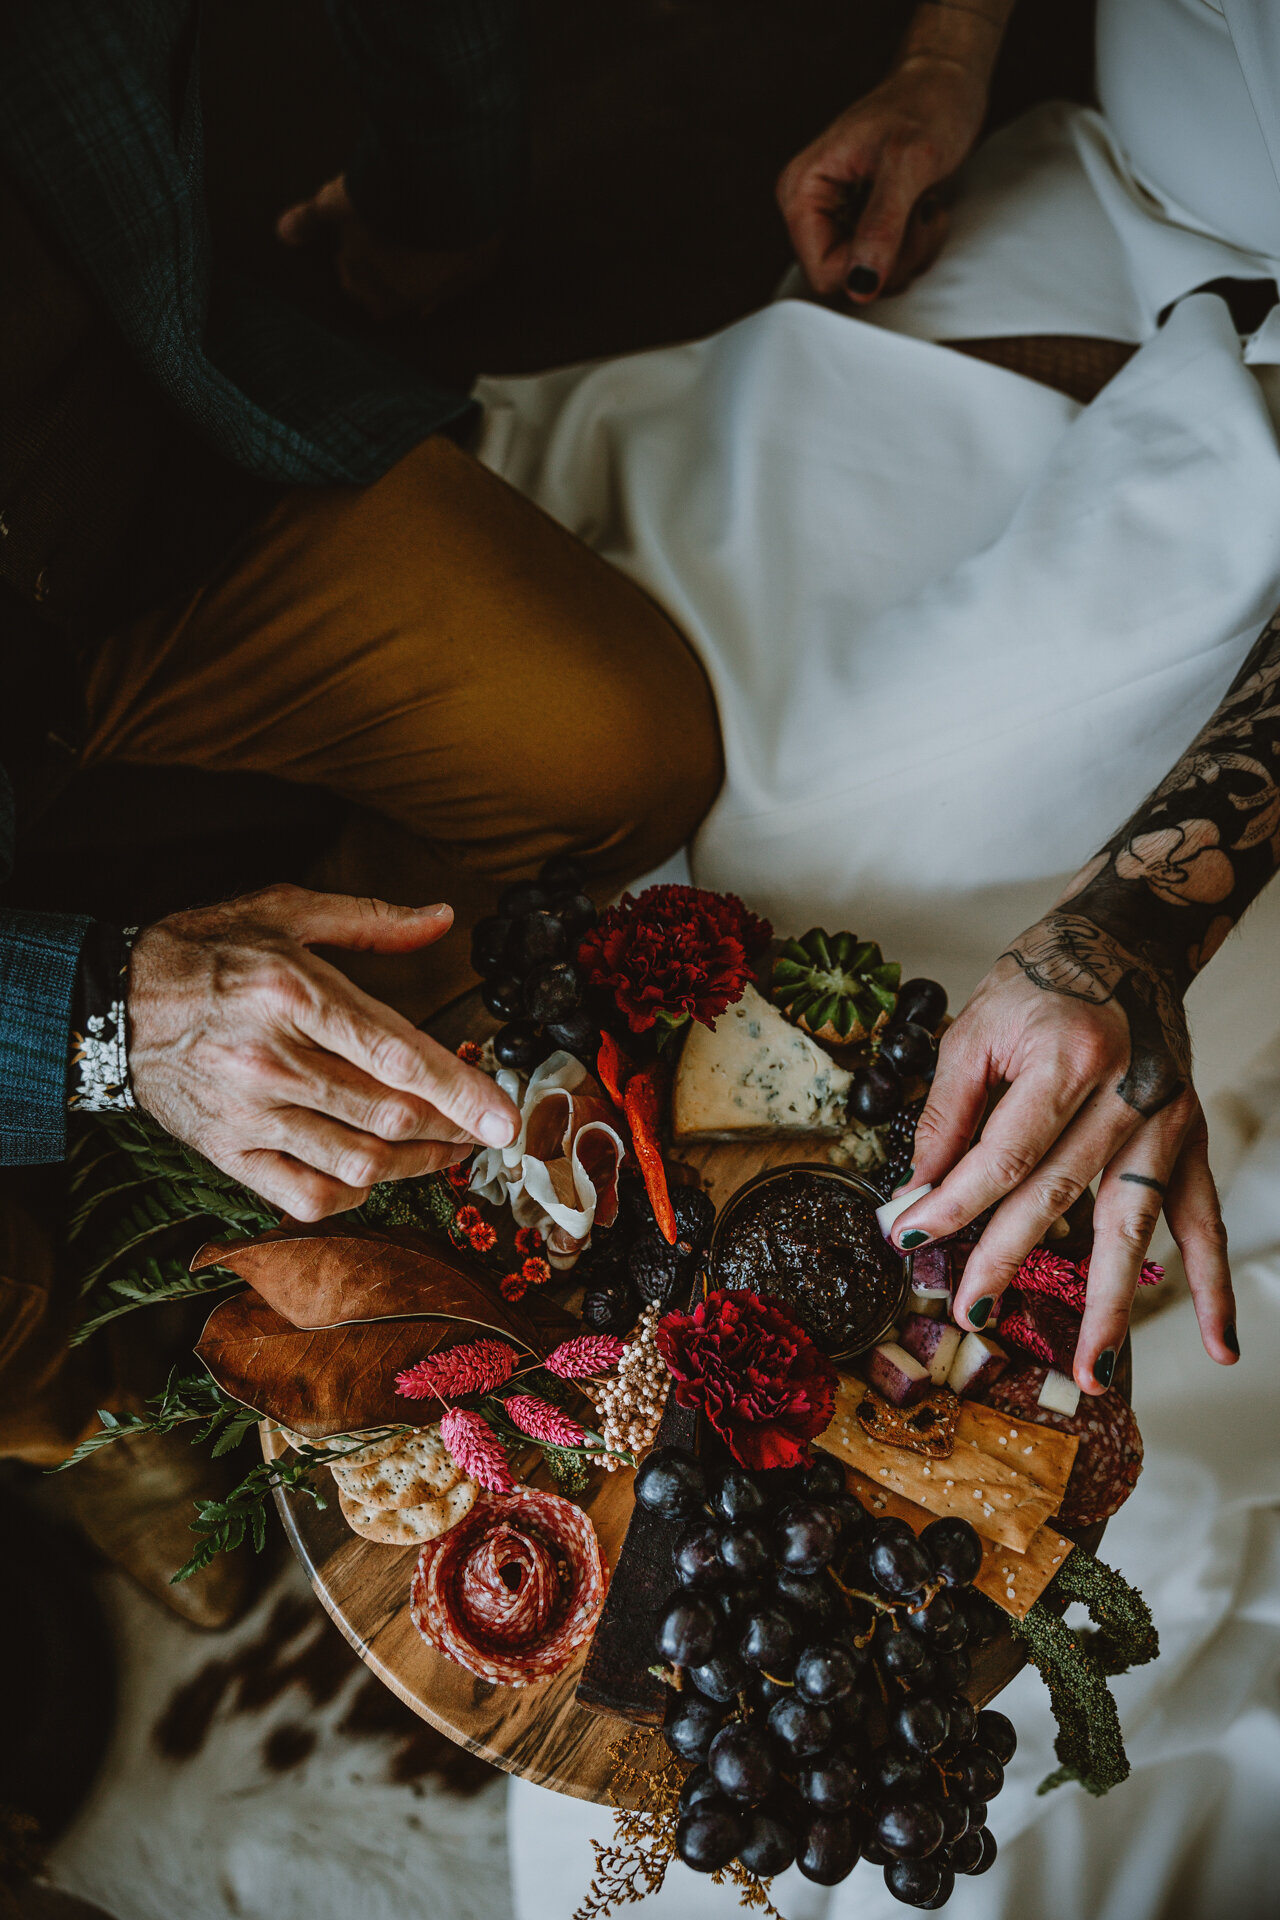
(469, 855), (601, 1074)
(636, 1445), (1015, 1905)
(848, 977), (947, 1130)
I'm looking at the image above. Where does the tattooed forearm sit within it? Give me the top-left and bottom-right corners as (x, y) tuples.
(998, 607), (1280, 1120)
(1055, 609), (1280, 989)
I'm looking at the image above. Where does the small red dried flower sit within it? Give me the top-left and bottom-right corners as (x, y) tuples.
(521, 1255), (552, 1287)
(454, 1205), (484, 1236)
(467, 1221), (498, 1254)
(504, 1394), (587, 1447)
(577, 884), (772, 1035)
(657, 1289), (837, 1472)
(446, 1158), (474, 1190)
(440, 1407), (514, 1493)
(500, 1272), (528, 1302)
(543, 1333), (626, 1379)
(395, 1337), (518, 1402)
(456, 1041), (484, 1066)
(515, 1226), (544, 1256)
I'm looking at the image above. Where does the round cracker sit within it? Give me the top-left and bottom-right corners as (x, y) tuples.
(338, 1477), (478, 1547)
(330, 1427), (464, 1511)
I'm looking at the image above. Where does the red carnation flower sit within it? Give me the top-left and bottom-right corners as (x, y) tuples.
(656, 1289), (837, 1472)
(577, 884), (772, 1036)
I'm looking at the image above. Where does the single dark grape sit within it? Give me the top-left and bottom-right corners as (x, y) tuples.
(861, 1834), (894, 1868)
(543, 1009), (604, 1058)
(482, 975), (526, 1021)
(776, 1502), (841, 1576)
(752, 1671), (794, 1710)
(470, 914), (513, 979)
(498, 879), (552, 919)
(970, 1828), (998, 1875)
(966, 1800), (988, 1831)
(938, 1797), (969, 1845)
(768, 1694), (836, 1760)
(675, 1805), (746, 1874)
(893, 1695), (951, 1756)
(921, 1516), (984, 1588)
(775, 1570), (844, 1633)
(524, 959), (582, 1023)
(869, 1517), (918, 1550)
(690, 1651), (749, 1704)
(655, 1595), (720, 1670)
(677, 1766), (724, 1815)
(876, 1624), (934, 1683)
(879, 1021), (936, 1079)
(508, 909), (567, 972)
(708, 1722), (778, 1805)
(739, 1609), (796, 1671)
(538, 852), (588, 894)
(713, 1468), (769, 1524)
(942, 1695), (976, 1750)
(960, 1588), (1004, 1648)
(629, 1236), (680, 1307)
(581, 1281), (637, 1334)
(830, 1674), (877, 1733)
(796, 1812), (861, 1886)
(931, 1647), (972, 1693)
(849, 1060), (905, 1125)
(738, 1808), (797, 1878)
(795, 1642), (860, 1707)
(803, 1455), (848, 1504)
(945, 1828), (982, 1872)
(869, 1532), (932, 1599)
(493, 1021), (549, 1073)
(874, 1750), (934, 1797)
(720, 1523), (773, 1584)
(716, 1581), (767, 1626)
(895, 978), (948, 1031)
(907, 1590), (968, 1649)
(884, 1857), (953, 1909)
(973, 1709), (1017, 1766)
(634, 1447), (706, 1521)
(663, 1692), (724, 1763)
(954, 1747), (1004, 1803)
(551, 890), (598, 940)
(673, 1521), (724, 1590)
(797, 1746), (863, 1812)
(876, 1796), (946, 1861)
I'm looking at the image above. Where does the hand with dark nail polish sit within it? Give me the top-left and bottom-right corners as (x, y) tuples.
(968, 1295), (995, 1329)
(1224, 1321), (1240, 1356)
(1094, 1348), (1116, 1389)
(846, 265), (880, 296)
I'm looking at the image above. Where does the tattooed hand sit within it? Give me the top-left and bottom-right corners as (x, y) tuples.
(885, 610), (1280, 1392)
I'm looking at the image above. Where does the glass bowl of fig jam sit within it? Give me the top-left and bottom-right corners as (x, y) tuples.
(707, 1164), (909, 1359)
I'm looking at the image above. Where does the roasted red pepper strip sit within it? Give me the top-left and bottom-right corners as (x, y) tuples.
(623, 1064), (677, 1245)
(595, 1032), (631, 1112)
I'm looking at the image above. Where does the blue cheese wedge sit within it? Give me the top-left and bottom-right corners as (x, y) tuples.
(672, 984), (853, 1141)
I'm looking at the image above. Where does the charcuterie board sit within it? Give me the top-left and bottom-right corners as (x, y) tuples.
(265, 985), (1126, 1808)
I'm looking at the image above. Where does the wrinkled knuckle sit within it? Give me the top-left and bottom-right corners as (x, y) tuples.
(235, 1042), (281, 1089)
(986, 1144), (1039, 1191)
(1115, 1207), (1160, 1250)
(340, 1145), (388, 1189)
(1031, 1169), (1085, 1219)
(373, 1098), (421, 1142)
(288, 1180), (338, 1223)
(1190, 1208), (1229, 1252)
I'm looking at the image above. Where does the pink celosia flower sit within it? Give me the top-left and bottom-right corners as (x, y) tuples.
(440, 1407), (514, 1493)
(504, 1394), (587, 1447)
(395, 1337), (518, 1402)
(543, 1333), (626, 1380)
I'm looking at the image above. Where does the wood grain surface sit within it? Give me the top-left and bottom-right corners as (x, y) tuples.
(267, 988), (1126, 1804)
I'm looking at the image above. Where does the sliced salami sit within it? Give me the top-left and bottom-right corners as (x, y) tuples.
(409, 1486), (608, 1687)
(977, 1362), (1143, 1527)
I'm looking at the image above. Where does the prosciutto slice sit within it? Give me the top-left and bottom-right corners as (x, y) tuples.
(468, 1051), (625, 1264)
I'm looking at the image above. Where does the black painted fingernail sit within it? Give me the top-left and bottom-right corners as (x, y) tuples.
(1094, 1348), (1116, 1389)
(968, 1295), (995, 1329)
(1224, 1321), (1240, 1356)
(847, 265), (879, 296)
(899, 1229), (930, 1249)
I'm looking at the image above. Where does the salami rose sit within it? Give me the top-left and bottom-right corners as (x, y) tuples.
(409, 1487), (608, 1687)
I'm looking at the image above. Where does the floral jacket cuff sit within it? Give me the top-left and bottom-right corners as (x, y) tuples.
(68, 922), (138, 1113)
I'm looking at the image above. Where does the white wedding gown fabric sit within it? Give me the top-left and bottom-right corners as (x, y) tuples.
(490, 2), (1280, 1913)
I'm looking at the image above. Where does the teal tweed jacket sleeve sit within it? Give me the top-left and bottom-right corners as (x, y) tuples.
(0, 763), (92, 1166)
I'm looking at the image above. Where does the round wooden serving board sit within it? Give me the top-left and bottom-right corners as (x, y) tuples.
(268, 988), (1124, 1805)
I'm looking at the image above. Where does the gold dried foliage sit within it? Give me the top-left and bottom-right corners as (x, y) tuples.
(573, 1729), (786, 1920)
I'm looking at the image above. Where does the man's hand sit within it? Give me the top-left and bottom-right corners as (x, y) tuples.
(276, 175), (503, 321)
(777, 55), (987, 305)
(889, 915), (1235, 1395)
(128, 886), (519, 1221)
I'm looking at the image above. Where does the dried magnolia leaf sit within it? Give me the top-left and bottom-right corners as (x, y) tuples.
(191, 1225), (538, 1343)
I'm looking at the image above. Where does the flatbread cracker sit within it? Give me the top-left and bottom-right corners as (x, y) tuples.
(338, 1477), (478, 1546)
(331, 1427), (463, 1511)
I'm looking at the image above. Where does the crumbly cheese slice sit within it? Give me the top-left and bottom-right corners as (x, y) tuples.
(671, 984), (853, 1141)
